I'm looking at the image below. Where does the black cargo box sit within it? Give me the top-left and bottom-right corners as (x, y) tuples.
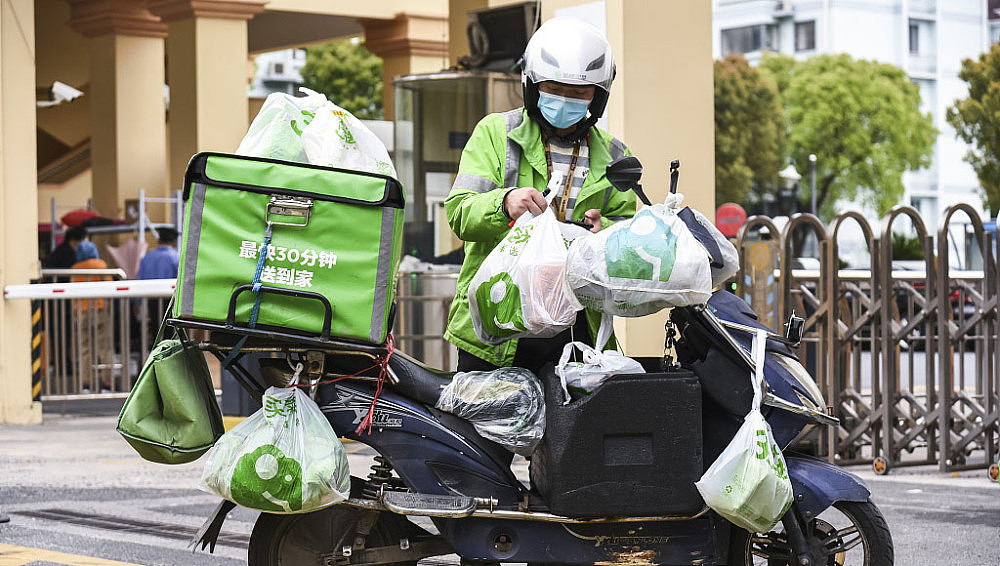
(530, 366), (705, 518)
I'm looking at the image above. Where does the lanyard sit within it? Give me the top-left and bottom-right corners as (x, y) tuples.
(543, 133), (586, 222)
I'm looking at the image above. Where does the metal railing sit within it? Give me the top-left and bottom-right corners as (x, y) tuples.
(736, 205), (998, 473)
(9, 208), (997, 474)
(11, 271), (174, 400)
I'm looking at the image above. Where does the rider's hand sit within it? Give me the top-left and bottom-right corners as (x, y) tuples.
(583, 209), (602, 233)
(504, 188), (547, 220)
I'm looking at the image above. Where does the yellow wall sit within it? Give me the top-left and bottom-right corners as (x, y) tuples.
(264, 0), (448, 18)
(39, 170), (94, 226)
(1, 0), (43, 424)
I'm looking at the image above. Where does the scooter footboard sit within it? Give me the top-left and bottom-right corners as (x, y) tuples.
(786, 454), (871, 519)
(433, 516), (727, 564)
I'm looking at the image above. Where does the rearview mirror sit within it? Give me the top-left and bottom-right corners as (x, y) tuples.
(605, 156), (651, 206)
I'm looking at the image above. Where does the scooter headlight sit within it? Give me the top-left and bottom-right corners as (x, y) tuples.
(771, 353), (825, 410)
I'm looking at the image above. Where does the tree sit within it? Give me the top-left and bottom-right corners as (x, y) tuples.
(300, 38), (383, 119)
(714, 55), (787, 207)
(946, 43), (1000, 217)
(759, 53), (936, 217)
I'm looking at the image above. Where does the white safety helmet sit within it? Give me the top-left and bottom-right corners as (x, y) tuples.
(521, 16), (616, 140)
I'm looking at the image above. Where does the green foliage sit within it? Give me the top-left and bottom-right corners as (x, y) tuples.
(300, 39), (383, 120)
(891, 232), (924, 260)
(714, 55), (787, 207)
(946, 43), (1000, 216)
(759, 53), (937, 217)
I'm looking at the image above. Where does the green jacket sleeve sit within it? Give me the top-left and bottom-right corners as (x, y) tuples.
(445, 114), (515, 243)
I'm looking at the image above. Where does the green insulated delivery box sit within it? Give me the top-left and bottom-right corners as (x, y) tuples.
(175, 152), (405, 345)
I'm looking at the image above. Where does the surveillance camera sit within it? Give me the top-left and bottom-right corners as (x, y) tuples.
(51, 81), (84, 102)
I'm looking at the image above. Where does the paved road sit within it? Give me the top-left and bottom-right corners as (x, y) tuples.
(0, 414), (996, 565)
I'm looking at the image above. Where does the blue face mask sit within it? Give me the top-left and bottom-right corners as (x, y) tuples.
(537, 91), (591, 129)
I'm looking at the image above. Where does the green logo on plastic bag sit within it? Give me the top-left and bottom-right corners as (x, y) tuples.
(475, 272), (526, 339)
(231, 444), (303, 513)
(606, 210), (679, 282)
(289, 110), (315, 136)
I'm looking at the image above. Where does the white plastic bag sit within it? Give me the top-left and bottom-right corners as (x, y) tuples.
(435, 367), (545, 456)
(469, 204), (582, 345)
(683, 206), (739, 288)
(237, 87), (395, 178)
(554, 343), (644, 404)
(695, 330), (793, 533)
(566, 196), (713, 317)
(200, 385), (351, 514)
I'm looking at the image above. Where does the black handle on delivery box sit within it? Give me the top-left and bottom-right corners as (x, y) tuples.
(227, 284), (334, 340)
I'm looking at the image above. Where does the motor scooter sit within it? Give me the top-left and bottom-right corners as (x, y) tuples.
(179, 157), (893, 566)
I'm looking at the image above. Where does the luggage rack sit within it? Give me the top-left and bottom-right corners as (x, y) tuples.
(167, 316), (391, 400)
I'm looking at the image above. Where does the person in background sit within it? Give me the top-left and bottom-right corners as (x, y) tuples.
(443, 16), (636, 376)
(138, 227), (180, 280)
(135, 227), (180, 346)
(71, 235), (113, 392)
(45, 226), (87, 270)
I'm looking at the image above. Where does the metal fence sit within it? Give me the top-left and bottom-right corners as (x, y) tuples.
(28, 270), (172, 399)
(736, 205), (998, 473)
(12, 206), (999, 473)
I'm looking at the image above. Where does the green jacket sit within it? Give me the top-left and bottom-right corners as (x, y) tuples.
(443, 108), (637, 366)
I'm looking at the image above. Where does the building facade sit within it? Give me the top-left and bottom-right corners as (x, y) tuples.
(714, 0), (991, 230)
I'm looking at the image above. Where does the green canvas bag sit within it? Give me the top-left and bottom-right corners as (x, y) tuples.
(174, 152), (405, 345)
(117, 309), (225, 465)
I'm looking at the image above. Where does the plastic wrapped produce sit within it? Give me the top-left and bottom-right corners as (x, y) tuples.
(237, 87), (395, 178)
(200, 386), (350, 514)
(696, 330), (793, 532)
(566, 200), (713, 317)
(435, 368), (545, 456)
(469, 206), (582, 344)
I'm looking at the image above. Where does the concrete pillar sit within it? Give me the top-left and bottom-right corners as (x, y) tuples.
(541, 1), (715, 356)
(361, 13), (449, 121)
(68, 0), (169, 219)
(147, 0), (265, 193)
(0, 0), (42, 424)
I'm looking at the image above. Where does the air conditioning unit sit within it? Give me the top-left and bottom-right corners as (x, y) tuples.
(460, 2), (539, 72)
(774, 0), (795, 18)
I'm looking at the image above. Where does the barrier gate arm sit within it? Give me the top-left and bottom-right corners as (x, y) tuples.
(3, 278), (176, 300)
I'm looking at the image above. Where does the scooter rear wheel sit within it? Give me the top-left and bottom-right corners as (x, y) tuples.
(247, 505), (417, 566)
(727, 500), (893, 565)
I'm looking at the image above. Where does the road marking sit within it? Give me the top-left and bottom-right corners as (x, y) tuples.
(0, 543), (142, 566)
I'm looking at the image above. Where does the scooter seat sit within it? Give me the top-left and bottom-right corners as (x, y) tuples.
(387, 352), (455, 406)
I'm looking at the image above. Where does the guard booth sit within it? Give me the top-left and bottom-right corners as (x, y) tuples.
(393, 71), (521, 261)
(391, 71), (521, 370)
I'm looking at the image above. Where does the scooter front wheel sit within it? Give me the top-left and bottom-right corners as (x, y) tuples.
(248, 505), (417, 566)
(727, 500), (893, 565)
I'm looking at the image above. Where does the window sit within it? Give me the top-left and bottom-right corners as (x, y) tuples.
(909, 22), (919, 54)
(795, 21), (815, 51)
(721, 24), (778, 56)
(272, 62), (285, 76)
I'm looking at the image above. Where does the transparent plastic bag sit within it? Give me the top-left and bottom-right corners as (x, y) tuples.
(695, 330), (793, 533)
(237, 87), (395, 178)
(435, 368), (545, 456)
(200, 385), (350, 514)
(555, 342), (645, 404)
(236, 88), (327, 164)
(469, 206), (582, 345)
(684, 206), (739, 288)
(566, 200), (713, 317)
